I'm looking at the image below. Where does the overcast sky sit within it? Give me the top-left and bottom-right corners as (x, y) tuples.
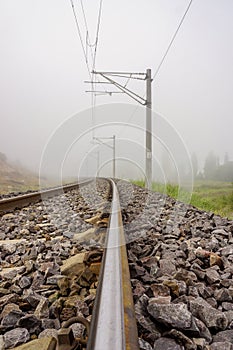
(0, 0), (233, 179)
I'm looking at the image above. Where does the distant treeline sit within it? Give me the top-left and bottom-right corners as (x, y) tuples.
(195, 151), (233, 181)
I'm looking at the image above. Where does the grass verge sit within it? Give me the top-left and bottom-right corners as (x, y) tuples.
(132, 180), (233, 219)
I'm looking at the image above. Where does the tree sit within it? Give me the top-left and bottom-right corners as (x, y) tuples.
(204, 151), (218, 180)
(224, 152), (229, 165)
(0, 152), (7, 162)
(215, 162), (233, 181)
(191, 153), (198, 179)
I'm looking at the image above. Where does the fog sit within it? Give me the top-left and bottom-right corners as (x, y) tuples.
(0, 0), (233, 182)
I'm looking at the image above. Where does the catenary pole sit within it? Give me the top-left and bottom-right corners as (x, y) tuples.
(88, 70), (152, 187)
(146, 69), (152, 189)
(113, 135), (116, 178)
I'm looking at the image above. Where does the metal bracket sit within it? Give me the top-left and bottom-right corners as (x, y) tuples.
(85, 71), (148, 105)
(57, 316), (90, 350)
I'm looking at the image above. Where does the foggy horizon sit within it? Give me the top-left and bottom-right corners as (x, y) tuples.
(1, 0), (233, 181)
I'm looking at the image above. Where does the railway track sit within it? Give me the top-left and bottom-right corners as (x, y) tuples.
(0, 178), (139, 350)
(0, 179), (233, 350)
(0, 179), (93, 215)
(87, 180), (139, 350)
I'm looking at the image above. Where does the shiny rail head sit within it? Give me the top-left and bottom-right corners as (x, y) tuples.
(87, 180), (139, 350)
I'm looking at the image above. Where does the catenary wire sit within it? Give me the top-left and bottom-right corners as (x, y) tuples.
(153, 0), (193, 80)
(69, 0), (92, 79)
(90, 0), (104, 137)
(79, 0), (96, 138)
(81, 0), (104, 138)
(71, 0), (104, 137)
(117, 0), (194, 136)
(80, 0), (96, 61)
(92, 0), (103, 73)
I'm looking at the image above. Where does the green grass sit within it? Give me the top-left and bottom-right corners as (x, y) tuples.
(190, 181), (233, 218)
(132, 179), (233, 219)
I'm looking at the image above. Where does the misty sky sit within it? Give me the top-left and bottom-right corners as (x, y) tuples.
(0, 0), (233, 179)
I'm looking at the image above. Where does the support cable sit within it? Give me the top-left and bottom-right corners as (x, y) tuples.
(117, 0), (194, 135)
(91, 0), (104, 138)
(79, 0), (104, 138)
(92, 0), (103, 73)
(80, 0), (96, 60)
(153, 0), (193, 80)
(69, 0), (92, 79)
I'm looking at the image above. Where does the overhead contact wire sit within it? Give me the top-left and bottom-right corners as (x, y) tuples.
(92, 0), (103, 73)
(69, 0), (92, 79)
(153, 0), (193, 80)
(117, 0), (194, 135)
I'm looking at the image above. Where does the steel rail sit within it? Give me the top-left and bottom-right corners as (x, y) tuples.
(0, 178), (93, 214)
(87, 179), (139, 350)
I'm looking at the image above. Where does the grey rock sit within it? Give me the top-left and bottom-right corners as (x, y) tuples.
(9, 284), (22, 295)
(31, 271), (45, 290)
(224, 311), (233, 327)
(197, 283), (214, 299)
(1, 310), (24, 329)
(192, 338), (206, 348)
(34, 298), (49, 319)
(24, 260), (34, 273)
(153, 337), (184, 350)
(3, 328), (30, 348)
(139, 338), (153, 350)
(46, 275), (63, 285)
(177, 281), (187, 296)
(159, 259), (176, 275)
(2, 244), (16, 255)
(63, 231), (74, 239)
(135, 295), (161, 341)
(0, 335), (4, 350)
(43, 263), (60, 278)
(49, 298), (63, 319)
(18, 314), (41, 334)
(189, 317), (212, 343)
(18, 276), (31, 289)
(212, 229), (229, 236)
(57, 276), (70, 296)
(210, 342), (233, 350)
(214, 289), (232, 302)
(2, 267), (25, 281)
(130, 264), (147, 278)
(213, 330), (233, 343)
(135, 294), (149, 317)
(6, 254), (20, 264)
(189, 297), (228, 330)
(150, 284), (170, 297)
(70, 323), (85, 338)
(206, 297), (218, 309)
(188, 286), (199, 298)
(0, 288), (10, 296)
(205, 269), (220, 284)
(147, 301), (192, 330)
(22, 289), (43, 308)
(137, 314), (161, 342)
(174, 269), (197, 285)
(133, 281), (146, 298)
(0, 294), (19, 309)
(22, 247), (37, 261)
(166, 329), (197, 350)
(0, 232), (6, 239)
(221, 245), (233, 256)
(41, 318), (60, 330)
(223, 302), (233, 311)
(0, 303), (21, 320)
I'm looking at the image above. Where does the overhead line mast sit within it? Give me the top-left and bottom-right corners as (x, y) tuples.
(87, 69), (153, 189)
